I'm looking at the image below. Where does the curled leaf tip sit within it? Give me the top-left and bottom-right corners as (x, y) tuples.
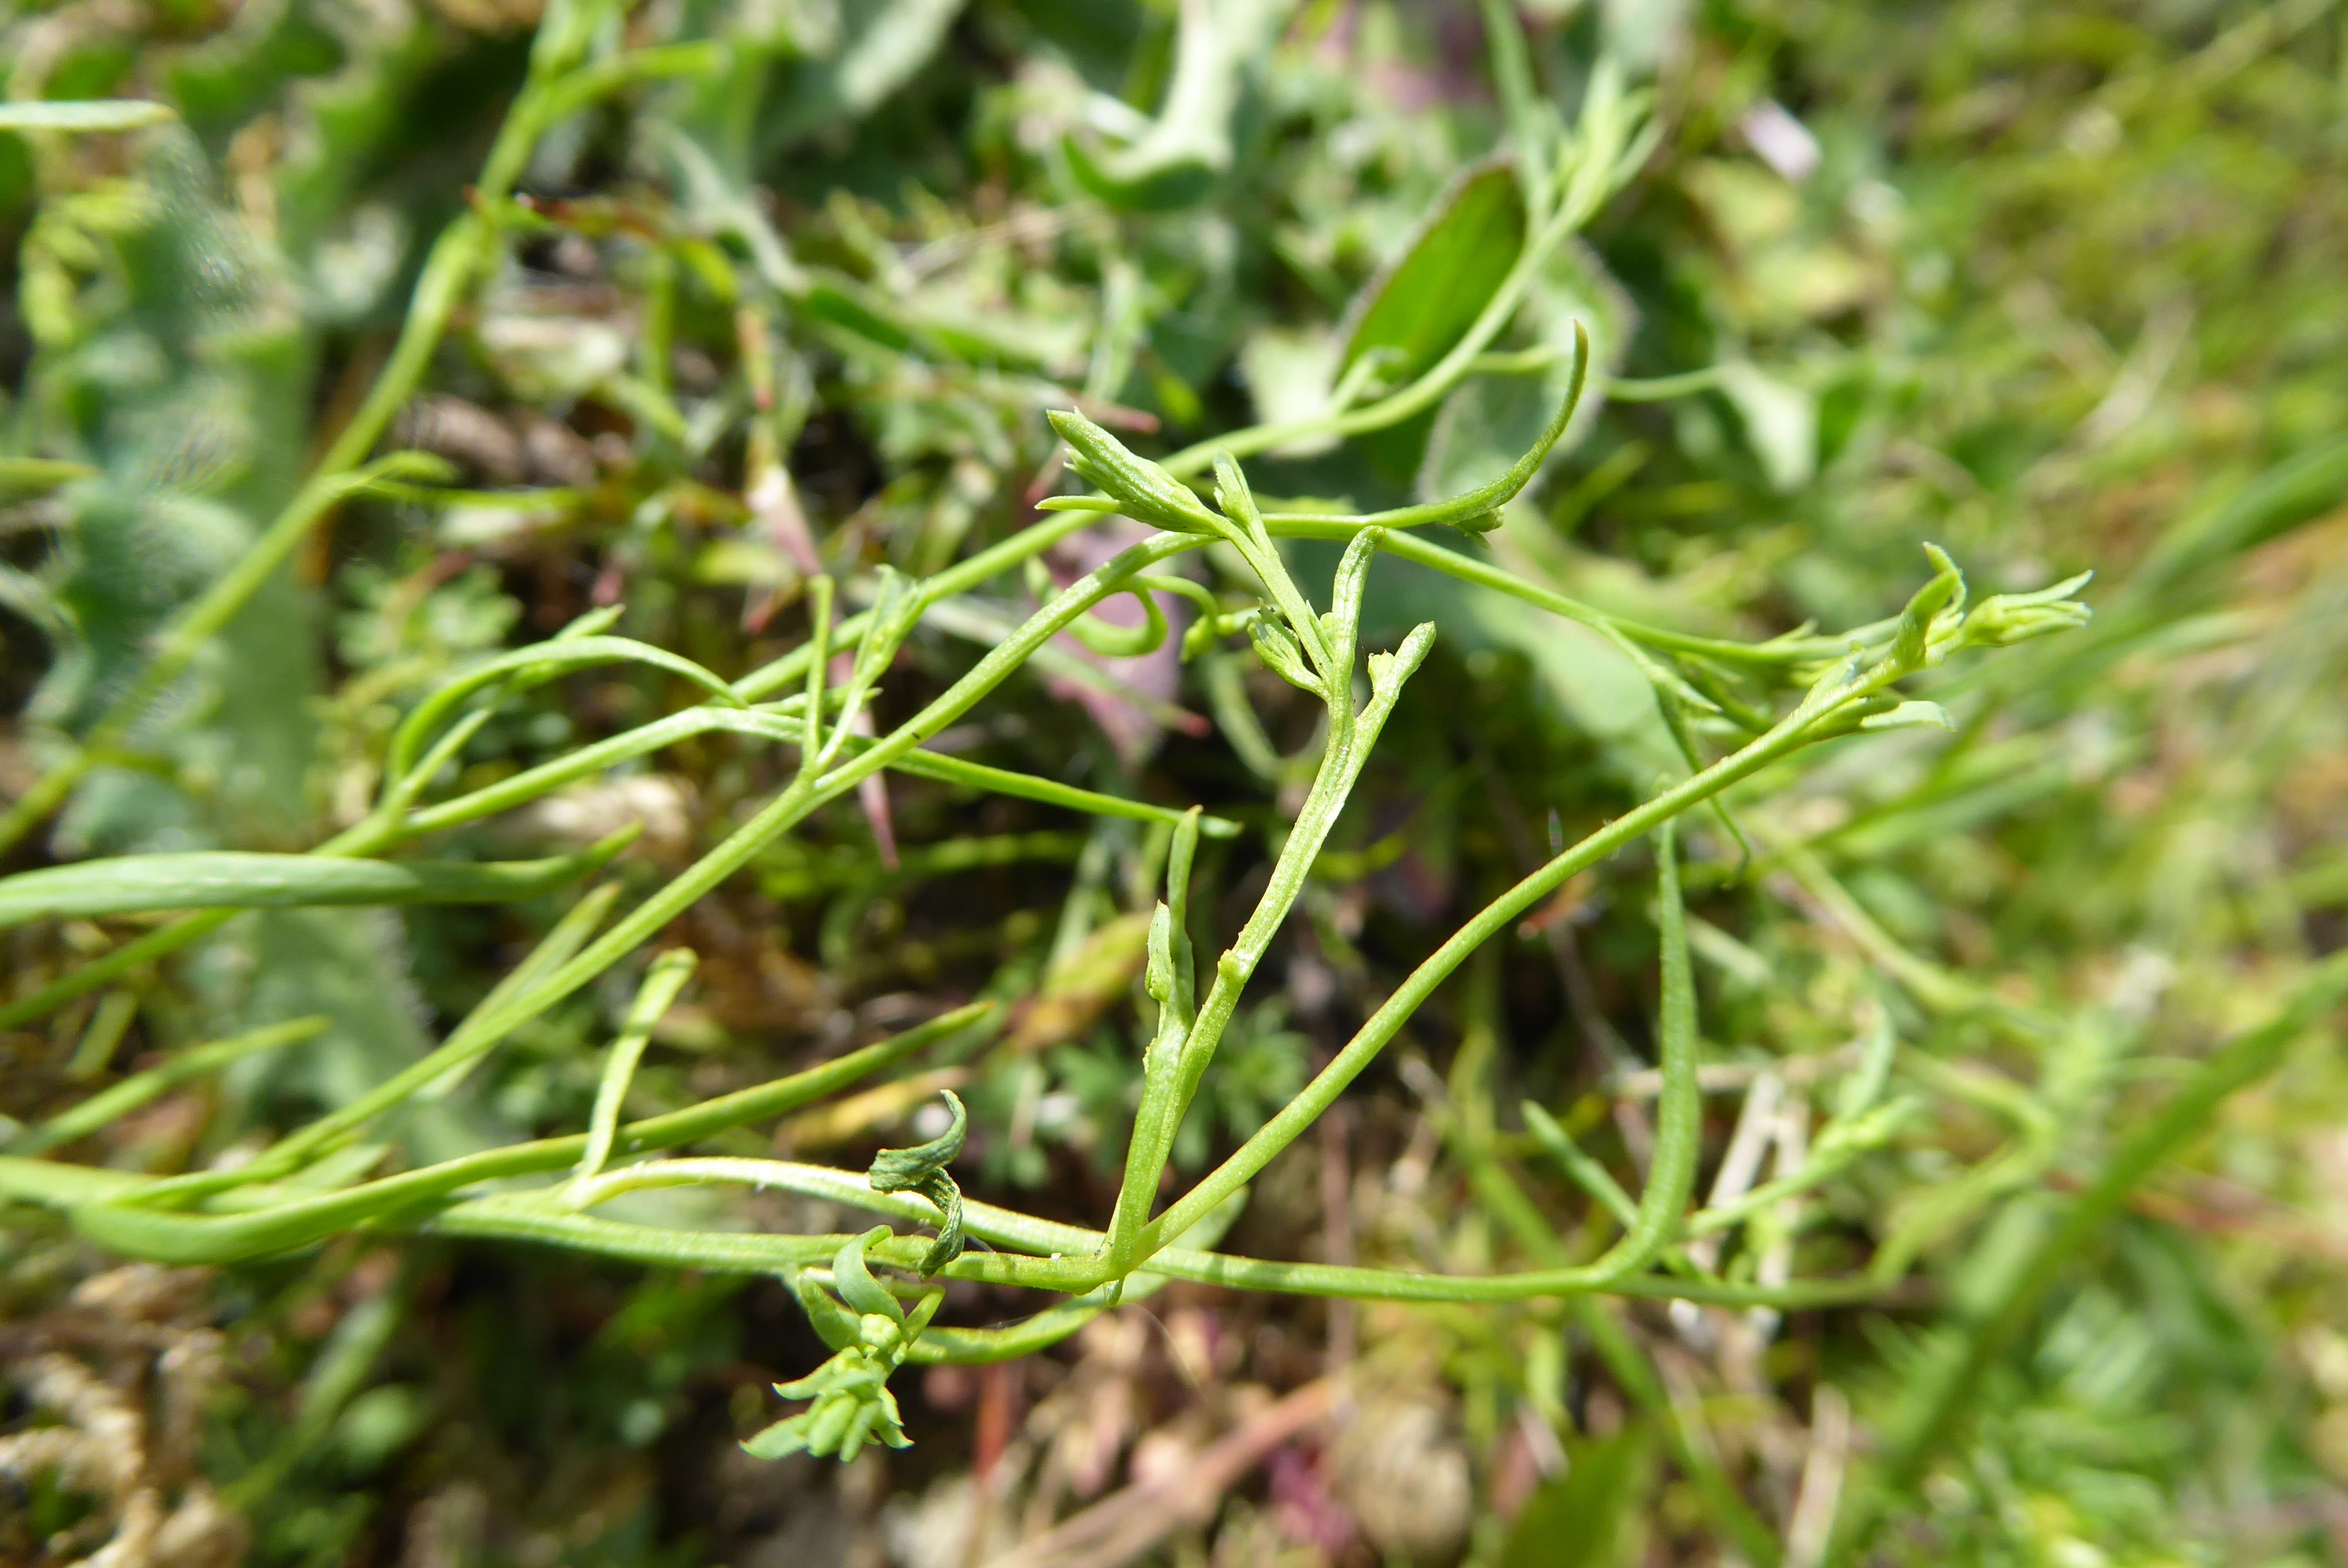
(868, 1093), (968, 1273)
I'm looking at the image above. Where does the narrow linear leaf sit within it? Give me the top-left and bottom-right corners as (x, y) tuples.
(388, 637), (745, 786)
(568, 949), (698, 1196)
(10, 1018), (329, 1156)
(0, 829), (638, 928)
(0, 457), (99, 499)
(1587, 819), (1701, 1282)
(0, 100), (177, 133)
(880, 748), (1240, 839)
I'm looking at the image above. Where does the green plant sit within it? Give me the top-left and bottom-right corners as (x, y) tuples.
(0, 11), (2092, 1422)
(8, 4), (2348, 1564)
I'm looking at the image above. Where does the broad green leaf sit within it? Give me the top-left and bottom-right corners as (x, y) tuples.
(1062, 129), (1222, 215)
(1717, 361), (1817, 492)
(1419, 241), (1631, 505)
(1238, 327), (1344, 456)
(1340, 160), (1529, 389)
(763, 0), (968, 148)
(1501, 1425), (1654, 1568)
(1337, 160), (1529, 478)
(0, 830), (637, 929)
(1060, 0), (1288, 212)
(1603, 0), (1691, 72)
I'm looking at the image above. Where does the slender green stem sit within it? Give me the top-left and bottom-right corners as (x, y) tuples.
(1155, 149), (1611, 478)
(1102, 811), (1204, 1275)
(567, 949), (697, 1197)
(8, 1018), (328, 1156)
(1523, 1103), (1641, 1230)
(0, 15), (681, 858)
(0, 506), (1122, 1033)
(1140, 660), (1894, 1253)
(385, 638), (742, 790)
(731, 506), (1105, 701)
(871, 745), (1240, 838)
(286, 535), (1207, 1176)
(1838, 950), (2348, 1560)
(1089, 536), (1432, 1287)
(1209, 454), (1338, 680)
(431, 1202), (849, 1271)
(554, 1155), (1894, 1308)
(31, 1005), (989, 1263)
(1420, 823), (1702, 1285)
(801, 575), (834, 766)
(1153, 626), (1432, 1180)
(399, 703), (803, 837)
(1603, 366), (1731, 401)
(1595, 819), (1703, 1278)
(1256, 328), (1588, 537)
(1574, 1297), (1785, 1568)
(1363, 529), (1848, 668)
(478, 1154), (1876, 1309)
(8, 1129), (1881, 1314)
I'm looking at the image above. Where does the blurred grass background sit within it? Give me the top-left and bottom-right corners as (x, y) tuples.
(5, 1), (2348, 1564)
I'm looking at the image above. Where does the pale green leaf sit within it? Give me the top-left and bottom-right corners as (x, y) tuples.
(0, 100), (177, 133)
(0, 831), (637, 929)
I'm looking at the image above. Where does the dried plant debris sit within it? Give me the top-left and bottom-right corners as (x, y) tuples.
(0, 1266), (245, 1568)
(4, 1), (2348, 1564)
